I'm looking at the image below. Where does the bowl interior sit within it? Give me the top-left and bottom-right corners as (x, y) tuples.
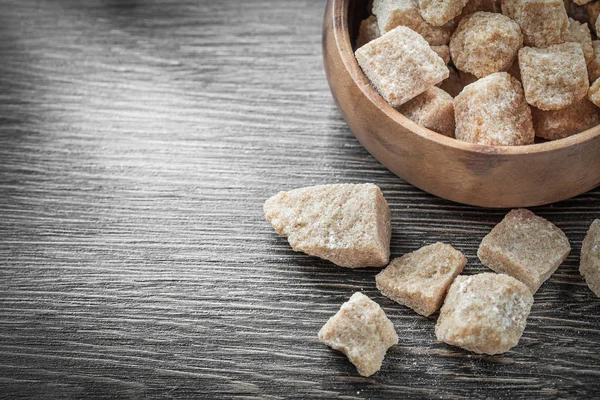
(341, 0), (600, 155)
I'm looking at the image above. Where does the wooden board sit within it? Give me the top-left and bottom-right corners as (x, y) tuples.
(0, 0), (599, 398)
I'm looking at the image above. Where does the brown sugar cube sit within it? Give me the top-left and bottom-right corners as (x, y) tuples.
(356, 15), (381, 48)
(565, 18), (593, 64)
(432, 45), (451, 64)
(397, 87), (456, 137)
(450, 12), (523, 78)
(587, 41), (600, 83)
(318, 292), (398, 377)
(372, 0), (455, 45)
(580, 220), (600, 297)
(355, 27), (449, 107)
(454, 72), (535, 146)
(588, 77), (600, 107)
(532, 98), (600, 140)
(264, 183), (391, 268)
(419, 0), (470, 26)
(438, 66), (464, 97)
(502, 0), (568, 47)
(375, 242), (466, 316)
(478, 209), (571, 293)
(435, 273), (534, 355)
(519, 43), (588, 111)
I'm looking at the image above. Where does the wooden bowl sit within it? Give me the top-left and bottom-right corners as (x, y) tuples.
(323, 0), (600, 208)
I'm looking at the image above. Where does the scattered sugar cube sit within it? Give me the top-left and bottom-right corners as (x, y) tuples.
(478, 209), (571, 293)
(450, 12), (523, 78)
(435, 273), (534, 355)
(519, 43), (588, 111)
(502, 0), (568, 48)
(587, 41), (600, 83)
(264, 183), (391, 268)
(355, 27), (449, 107)
(565, 18), (593, 65)
(588, 77), (600, 107)
(454, 72), (535, 146)
(376, 242), (466, 316)
(580, 220), (600, 297)
(532, 98), (600, 140)
(318, 292), (398, 377)
(356, 15), (381, 48)
(419, 0), (470, 27)
(373, 0), (455, 45)
(438, 66), (464, 97)
(431, 45), (451, 64)
(397, 87), (455, 137)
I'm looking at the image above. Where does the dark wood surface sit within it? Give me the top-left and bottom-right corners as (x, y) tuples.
(0, 0), (599, 398)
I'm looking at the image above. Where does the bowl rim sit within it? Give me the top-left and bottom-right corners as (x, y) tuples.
(332, 0), (600, 156)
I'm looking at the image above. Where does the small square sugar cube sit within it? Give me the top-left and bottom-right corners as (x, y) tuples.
(376, 242), (466, 316)
(355, 26), (449, 107)
(532, 98), (600, 140)
(580, 220), (600, 297)
(397, 87), (456, 137)
(373, 0), (455, 45)
(264, 184), (391, 268)
(318, 292), (398, 377)
(435, 273), (534, 355)
(502, 0), (568, 48)
(519, 43), (589, 111)
(565, 18), (593, 65)
(478, 209), (571, 293)
(450, 12), (523, 78)
(454, 72), (535, 146)
(419, 0), (469, 27)
(587, 41), (600, 83)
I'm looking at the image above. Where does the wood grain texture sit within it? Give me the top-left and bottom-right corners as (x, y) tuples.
(0, 0), (599, 398)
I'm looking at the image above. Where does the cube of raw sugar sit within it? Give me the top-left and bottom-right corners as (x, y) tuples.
(478, 209), (571, 293)
(519, 43), (588, 111)
(454, 72), (535, 146)
(419, 0), (469, 26)
(372, 0), (455, 45)
(438, 66), (464, 97)
(397, 87), (456, 137)
(376, 242), (466, 316)
(355, 27), (449, 107)
(588, 77), (600, 107)
(587, 41), (600, 83)
(318, 292), (398, 377)
(532, 98), (600, 140)
(450, 12), (523, 78)
(435, 273), (534, 355)
(432, 45), (451, 65)
(580, 220), (600, 297)
(502, 0), (568, 47)
(356, 15), (380, 48)
(264, 184), (391, 268)
(565, 18), (593, 64)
